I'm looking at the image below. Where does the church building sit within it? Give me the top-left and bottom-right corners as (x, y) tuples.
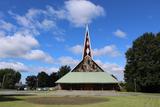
(56, 26), (120, 90)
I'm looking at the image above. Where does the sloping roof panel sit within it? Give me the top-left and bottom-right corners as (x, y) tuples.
(56, 72), (118, 84)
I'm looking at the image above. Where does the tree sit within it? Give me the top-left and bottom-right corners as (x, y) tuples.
(124, 32), (160, 92)
(37, 71), (49, 87)
(57, 65), (71, 79)
(49, 72), (58, 87)
(0, 68), (21, 89)
(26, 75), (37, 89)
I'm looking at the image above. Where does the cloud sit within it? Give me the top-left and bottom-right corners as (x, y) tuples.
(0, 33), (39, 58)
(0, 20), (16, 32)
(113, 29), (126, 38)
(0, 7), (57, 63)
(69, 44), (83, 54)
(27, 1), (105, 27)
(57, 56), (79, 67)
(0, 1), (105, 63)
(41, 19), (56, 30)
(36, 67), (58, 74)
(0, 61), (29, 72)
(69, 44), (121, 57)
(95, 60), (124, 81)
(0, 61), (58, 73)
(64, 0), (105, 27)
(9, 6), (61, 36)
(0, 30), (53, 63)
(93, 45), (121, 57)
(22, 50), (53, 63)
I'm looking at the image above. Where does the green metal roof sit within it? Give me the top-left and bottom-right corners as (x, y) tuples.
(56, 72), (118, 84)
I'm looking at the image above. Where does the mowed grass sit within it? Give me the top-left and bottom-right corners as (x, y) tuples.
(0, 92), (160, 107)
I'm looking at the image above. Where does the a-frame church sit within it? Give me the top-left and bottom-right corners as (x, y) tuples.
(56, 26), (120, 90)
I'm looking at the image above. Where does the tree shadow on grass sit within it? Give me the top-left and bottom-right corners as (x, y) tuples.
(0, 94), (34, 102)
(0, 96), (22, 102)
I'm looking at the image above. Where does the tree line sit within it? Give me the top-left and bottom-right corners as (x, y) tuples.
(26, 65), (71, 89)
(0, 65), (71, 89)
(124, 32), (160, 92)
(0, 68), (21, 89)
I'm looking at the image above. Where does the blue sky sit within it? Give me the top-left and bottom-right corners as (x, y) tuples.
(0, 0), (160, 83)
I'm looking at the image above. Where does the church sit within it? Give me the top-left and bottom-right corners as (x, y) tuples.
(56, 26), (120, 90)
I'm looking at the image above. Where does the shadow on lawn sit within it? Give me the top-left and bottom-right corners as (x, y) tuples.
(0, 94), (34, 102)
(0, 96), (22, 102)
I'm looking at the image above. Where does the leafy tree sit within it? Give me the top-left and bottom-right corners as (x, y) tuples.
(37, 71), (49, 87)
(124, 32), (160, 92)
(26, 75), (37, 89)
(15, 72), (21, 82)
(0, 68), (21, 89)
(57, 65), (71, 79)
(49, 72), (58, 87)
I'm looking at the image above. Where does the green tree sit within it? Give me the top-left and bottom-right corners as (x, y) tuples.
(58, 65), (71, 79)
(26, 75), (37, 89)
(0, 68), (21, 89)
(37, 71), (49, 87)
(124, 32), (160, 92)
(49, 72), (58, 87)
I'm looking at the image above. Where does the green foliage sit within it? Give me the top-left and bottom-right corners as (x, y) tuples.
(25, 65), (71, 88)
(0, 68), (21, 89)
(58, 65), (71, 78)
(49, 72), (58, 87)
(26, 75), (37, 89)
(124, 32), (160, 92)
(37, 71), (49, 87)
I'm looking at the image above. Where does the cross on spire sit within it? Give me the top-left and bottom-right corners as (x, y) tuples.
(83, 25), (92, 59)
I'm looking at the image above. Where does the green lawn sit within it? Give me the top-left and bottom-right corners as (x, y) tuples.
(0, 92), (160, 107)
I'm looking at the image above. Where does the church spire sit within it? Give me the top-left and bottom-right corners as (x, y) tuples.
(83, 25), (92, 59)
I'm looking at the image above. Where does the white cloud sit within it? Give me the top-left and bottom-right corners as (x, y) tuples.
(10, 7), (58, 36)
(9, 1), (105, 28)
(69, 44), (83, 54)
(58, 56), (79, 66)
(69, 44), (120, 57)
(0, 31), (53, 63)
(0, 31), (6, 37)
(93, 45), (121, 57)
(0, 8), (56, 63)
(0, 20), (16, 32)
(0, 61), (29, 72)
(0, 61), (58, 74)
(0, 33), (39, 58)
(113, 29), (126, 38)
(41, 19), (55, 29)
(95, 60), (124, 81)
(36, 67), (58, 74)
(64, 0), (105, 27)
(22, 50), (53, 63)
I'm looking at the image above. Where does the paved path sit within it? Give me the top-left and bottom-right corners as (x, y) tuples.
(51, 90), (125, 96)
(0, 90), (131, 96)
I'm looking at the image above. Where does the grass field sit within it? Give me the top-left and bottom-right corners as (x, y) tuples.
(0, 91), (160, 107)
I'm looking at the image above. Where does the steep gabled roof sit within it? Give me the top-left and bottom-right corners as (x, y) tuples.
(72, 55), (105, 72)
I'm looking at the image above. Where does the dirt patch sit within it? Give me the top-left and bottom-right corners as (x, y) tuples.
(26, 96), (108, 105)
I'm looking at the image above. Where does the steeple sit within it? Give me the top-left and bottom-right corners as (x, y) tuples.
(83, 25), (92, 59)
